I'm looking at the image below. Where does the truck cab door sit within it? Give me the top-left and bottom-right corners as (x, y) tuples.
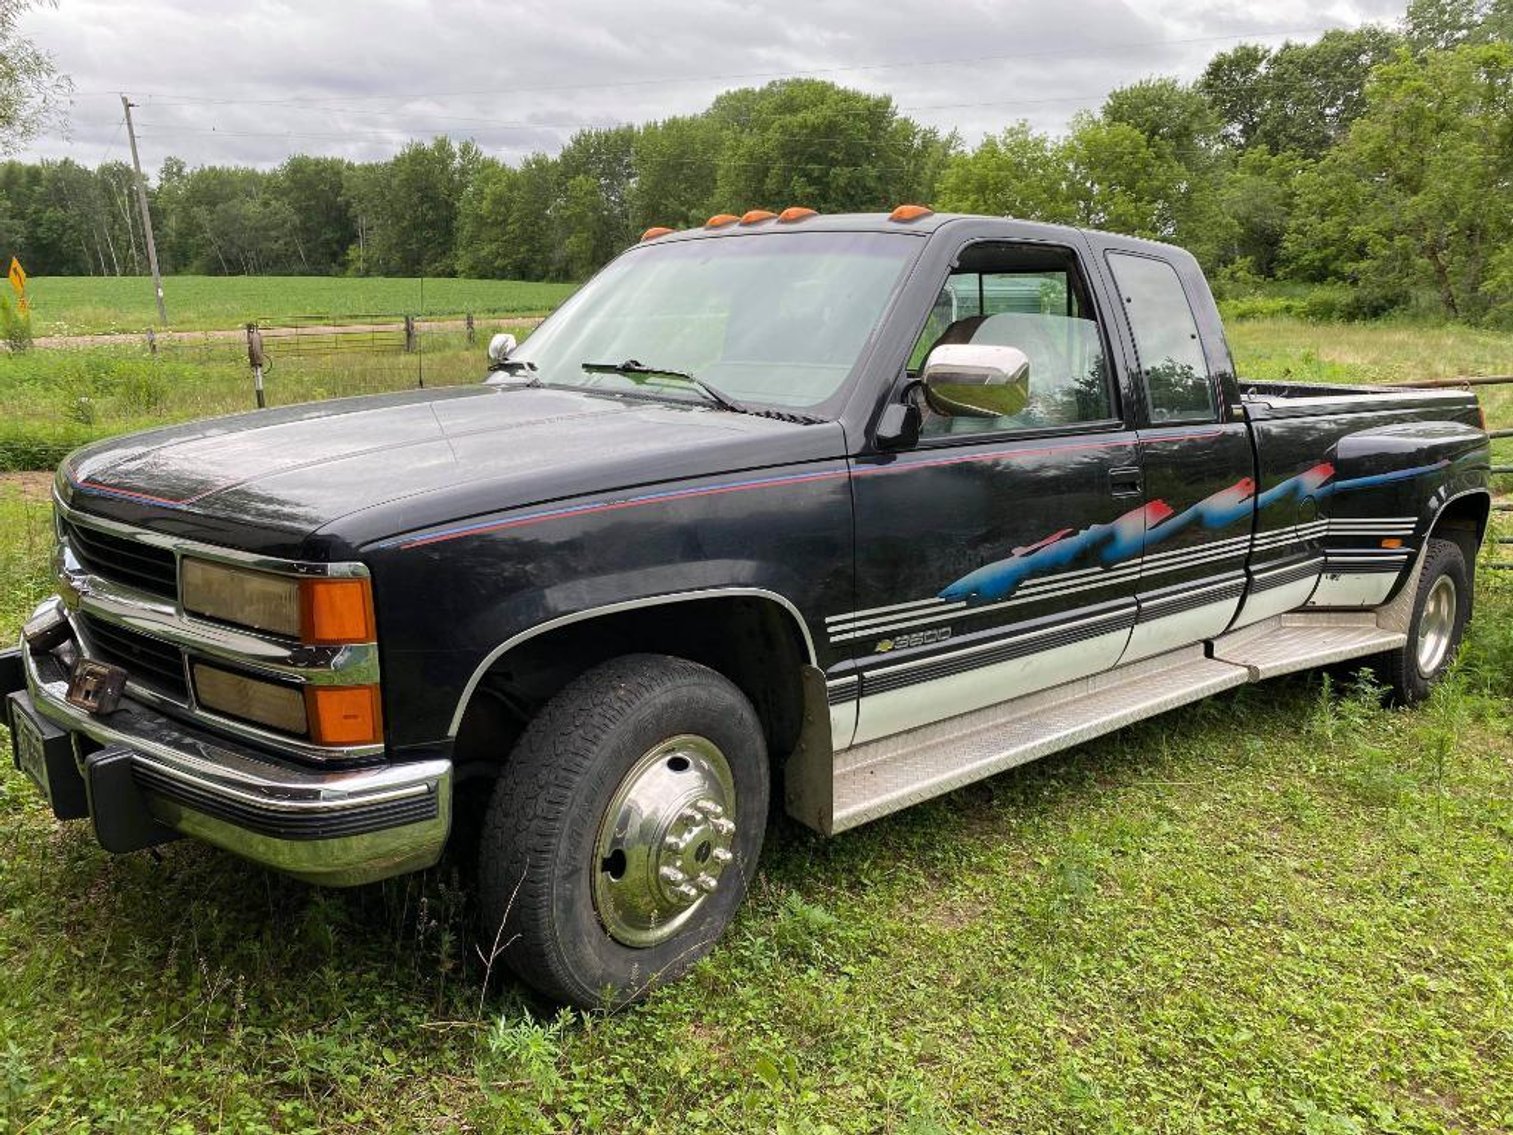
(1102, 250), (1256, 663)
(837, 239), (1146, 748)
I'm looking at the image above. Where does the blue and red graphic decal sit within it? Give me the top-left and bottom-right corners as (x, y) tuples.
(939, 460), (1441, 605)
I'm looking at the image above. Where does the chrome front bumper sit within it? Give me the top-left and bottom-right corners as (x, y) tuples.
(12, 612), (451, 887)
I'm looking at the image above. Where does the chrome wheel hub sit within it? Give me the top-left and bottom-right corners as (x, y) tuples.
(592, 735), (737, 947)
(1416, 574), (1457, 678)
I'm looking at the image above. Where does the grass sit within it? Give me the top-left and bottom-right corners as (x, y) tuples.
(1226, 318), (1513, 493)
(2, 316), (1513, 1127)
(1, 479), (1512, 1130)
(0, 329), (527, 471)
(21, 276), (578, 336)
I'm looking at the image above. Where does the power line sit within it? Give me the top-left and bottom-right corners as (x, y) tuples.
(67, 23), (1340, 108)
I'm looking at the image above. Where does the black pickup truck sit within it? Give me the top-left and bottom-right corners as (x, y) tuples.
(2, 208), (1491, 1007)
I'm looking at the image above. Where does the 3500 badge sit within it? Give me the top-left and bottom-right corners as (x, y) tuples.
(874, 628), (952, 653)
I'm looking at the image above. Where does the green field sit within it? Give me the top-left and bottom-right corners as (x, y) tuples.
(0, 328), (530, 472)
(1, 319), (1512, 1130)
(20, 276), (578, 336)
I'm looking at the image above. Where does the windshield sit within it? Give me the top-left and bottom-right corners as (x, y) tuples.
(506, 231), (921, 412)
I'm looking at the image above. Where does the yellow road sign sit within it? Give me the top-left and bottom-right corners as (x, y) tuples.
(7, 257), (24, 296)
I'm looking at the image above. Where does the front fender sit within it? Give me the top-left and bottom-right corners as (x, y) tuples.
(363, 460), (854, 750)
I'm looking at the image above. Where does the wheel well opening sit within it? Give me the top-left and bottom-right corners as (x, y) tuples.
(1430, 492), (1490, 569)
(453, 596), (810, 779)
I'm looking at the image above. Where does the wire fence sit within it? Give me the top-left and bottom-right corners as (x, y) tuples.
(122, 311), (539, 407)
(1392, 373), (1513, 568)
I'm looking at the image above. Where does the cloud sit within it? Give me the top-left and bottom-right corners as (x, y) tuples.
(17, 0), (1402, 170)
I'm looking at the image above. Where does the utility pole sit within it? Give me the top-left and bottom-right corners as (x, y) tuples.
(121, 95), (168, 325)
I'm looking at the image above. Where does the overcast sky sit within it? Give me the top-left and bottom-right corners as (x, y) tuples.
(17, 0), (1406, 173)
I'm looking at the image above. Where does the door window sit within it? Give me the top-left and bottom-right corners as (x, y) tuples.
(1106, 253), (1216, 422)
(909, 244), (1114, 437)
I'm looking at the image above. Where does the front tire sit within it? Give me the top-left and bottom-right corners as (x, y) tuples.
(478, 654), (769, 1008)
(1375, 537), (1470, 705)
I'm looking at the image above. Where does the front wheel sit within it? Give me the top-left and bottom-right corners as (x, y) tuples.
(1374, 537), (1470, 705)
(477, 654), (769, 1007)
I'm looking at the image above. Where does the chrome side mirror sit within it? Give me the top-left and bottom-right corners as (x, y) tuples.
(921, 344), (1031, 418)
(487, 332), (518, 366)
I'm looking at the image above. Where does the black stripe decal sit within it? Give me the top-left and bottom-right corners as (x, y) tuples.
(1325, 555), (1410, 575)
(859, 606), (1136, 697)
(1251, 558), (1326, 593)
(1136, 577), (1246, 621)
(826, 679), (859, 706)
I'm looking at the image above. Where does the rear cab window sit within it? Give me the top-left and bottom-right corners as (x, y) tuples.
(1105, 252), (1217, 423)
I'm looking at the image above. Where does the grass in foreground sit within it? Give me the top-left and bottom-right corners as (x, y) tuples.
(21, 276), (577, 336)
(1, 488), (1511, 1132)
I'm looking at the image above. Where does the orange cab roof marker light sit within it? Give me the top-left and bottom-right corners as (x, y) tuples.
(705, 213), (740, 228)
(777, 206), (817, 223)
(740, 209), (777, 224)
(640, 226), (675, 241)
(889, 204), (934, 222)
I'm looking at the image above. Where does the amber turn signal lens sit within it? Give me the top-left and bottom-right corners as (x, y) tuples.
(640, 226), (674, 241)
(1381, 538), (1404, 549)
(889, 204), (934, 222)
(305, 685), (383, 746)
(300, 578), (376, 645)
(777, 206), (816, 222)
(705, 213), (740, 227)
(740, 209), (776, 224)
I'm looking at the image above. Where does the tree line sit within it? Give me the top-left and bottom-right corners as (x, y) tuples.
(2, 0), (1510, 321)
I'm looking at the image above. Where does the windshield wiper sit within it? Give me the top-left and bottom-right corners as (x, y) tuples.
(580, 359), (753, 415)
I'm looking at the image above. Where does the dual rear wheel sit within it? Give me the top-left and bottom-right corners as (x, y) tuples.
(1374, 536), (1470, 705)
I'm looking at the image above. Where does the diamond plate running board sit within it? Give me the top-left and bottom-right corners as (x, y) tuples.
(1209, 613), (1405, 680)
(819, 612), (1409, 835)
(829, 647), (1247, 834)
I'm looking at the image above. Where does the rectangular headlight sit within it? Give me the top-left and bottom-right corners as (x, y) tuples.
(193, 663), (308, 736)
(182, 560), (376, 644)
(182, 559), (301, 637)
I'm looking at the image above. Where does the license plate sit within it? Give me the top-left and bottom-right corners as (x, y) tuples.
(65, 658), (128, 715)
(11, 706), (51, 798)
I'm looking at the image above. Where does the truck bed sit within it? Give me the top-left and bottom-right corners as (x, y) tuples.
(1239, 378), (1480, 421)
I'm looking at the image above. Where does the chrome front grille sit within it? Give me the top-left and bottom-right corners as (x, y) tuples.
(77, 612), (189, 701)
(53, 500), (385, 762)
(62, 518), (177, 599)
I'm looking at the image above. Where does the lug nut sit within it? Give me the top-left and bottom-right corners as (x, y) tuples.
(672, 883), (699, 901)
(696, 800), (725, 818)
(710, 847), (733, 865)
(694, 874), (719, 894)
(710, 818), (735, 836)
(659, 866), (687, 885)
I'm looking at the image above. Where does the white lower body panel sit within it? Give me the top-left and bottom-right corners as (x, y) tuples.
(1121, 596), (1241, 665)
(803, 606), (1412, 835)
(851, 627), (1130, 747)
(1306, 571), (1398, 608)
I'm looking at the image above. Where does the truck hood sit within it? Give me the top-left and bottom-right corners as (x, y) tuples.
(61, 384), (848, 557)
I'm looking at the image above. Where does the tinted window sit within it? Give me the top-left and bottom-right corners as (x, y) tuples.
(1106, 253), (1215, 422)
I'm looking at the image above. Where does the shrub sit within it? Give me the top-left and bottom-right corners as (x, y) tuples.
(0, 296), (33, 352)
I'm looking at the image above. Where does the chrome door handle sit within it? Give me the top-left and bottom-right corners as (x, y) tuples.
(1109, 466), (1142, 497)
